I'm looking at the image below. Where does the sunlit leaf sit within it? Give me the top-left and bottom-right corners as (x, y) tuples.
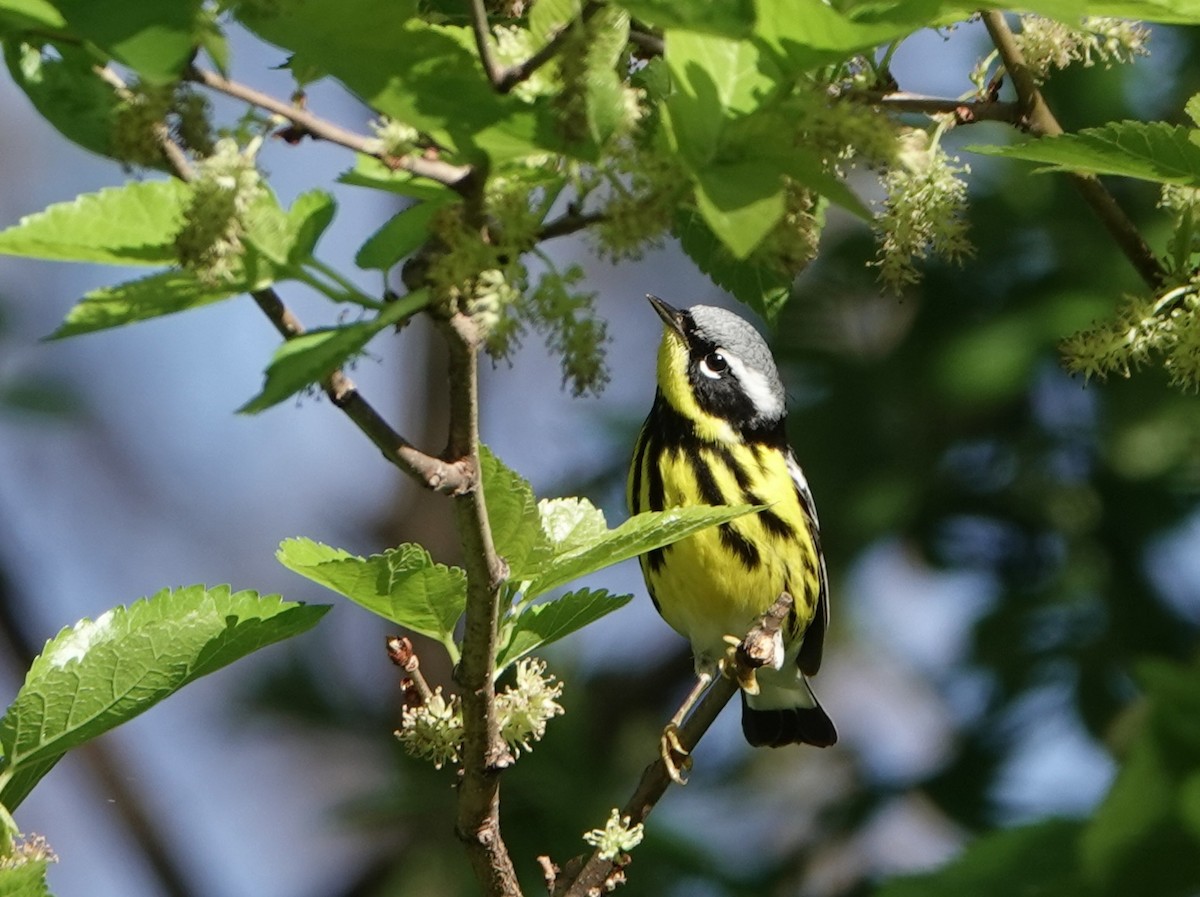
(496, 587), (632, 671)
(239, 290), (429, 414)
(0, 586), (327, 810)
(276, 538), (465, 643)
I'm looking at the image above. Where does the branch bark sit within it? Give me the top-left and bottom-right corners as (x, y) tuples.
(981, 10), (1166, 290)
(845, 90), (1020, 125)
(186, 66), (474, 192)
(555, 592), (797, 897)
(442, 313), (522, 897)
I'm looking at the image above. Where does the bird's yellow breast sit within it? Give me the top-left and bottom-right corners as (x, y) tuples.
(631, 435), (819, 663)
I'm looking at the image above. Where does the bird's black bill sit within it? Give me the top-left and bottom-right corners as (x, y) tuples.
(647, 294), (686, 337)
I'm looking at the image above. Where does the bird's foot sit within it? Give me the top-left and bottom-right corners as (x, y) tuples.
(719, 634), (762, 694)
(660, 723), (693, 785)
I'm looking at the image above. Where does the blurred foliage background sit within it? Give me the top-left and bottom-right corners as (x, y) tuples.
(1, 12), (1199, 897)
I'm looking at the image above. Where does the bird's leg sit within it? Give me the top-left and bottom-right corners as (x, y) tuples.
(660, 667), (714, 784)
(659, 594), (794, 785)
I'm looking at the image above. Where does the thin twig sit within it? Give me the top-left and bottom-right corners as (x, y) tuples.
(555, 593), (796, 897)
(628, 28), (664, 58)
(468, 0), (600, 94)
(186, 65), (474, 192)
(981, 10), (1166, 289)
(845, 90), (1020, 125)
(109, 61), (473, 495)
(538, 208), (605, 242)
(442, 314), (521, 897)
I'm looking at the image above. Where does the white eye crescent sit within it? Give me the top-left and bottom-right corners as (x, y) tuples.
(699, 352), (728, 379)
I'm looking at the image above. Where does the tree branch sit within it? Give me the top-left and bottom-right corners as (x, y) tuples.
(109, 61), (474, 495)
(186, 65), (474, 192)
(441, 313), (521, 897)
(844, 89), (1020, 125)
(554, 593), (796, 897)
(981, 10), (1167, 289)
(467, 0), (599, 94)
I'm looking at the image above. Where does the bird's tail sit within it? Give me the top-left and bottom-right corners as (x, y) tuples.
(741, 674), (837, 748)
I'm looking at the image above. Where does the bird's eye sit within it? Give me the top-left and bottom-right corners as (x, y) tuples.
(699, 352), (728, 379)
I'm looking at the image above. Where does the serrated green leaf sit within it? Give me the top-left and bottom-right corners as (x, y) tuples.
(0, 180), (190, 265)
(480, 445), (551, 580)
(0, 860), (52, 897)
(674, 208), (793, 321)
(0, 585), (327, 810)
(496, 587), (631, 671)
(50, 270), (247, 339)
(338, 155), (460, 201)
(238, 289), (429, 414)
(52, 0), (202, 84)
(538, 497), (609, 552)
(524, 504), (758, 600)
(967, 122), (1200, 186)
(4, 39), (120, 160)
(355, 197), (455, 271)
(276, 538), (466, 643)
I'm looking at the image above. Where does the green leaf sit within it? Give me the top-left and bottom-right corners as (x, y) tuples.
(875, 818), (1082, 897)
(674, 207), (793, 322)
(617, 0), (754, 34)
(755, 0), (937, 71)
(355, 197), (455, 271)
(276, 538), (466, 644)
(663, 32), (778, 166)
(241, 189), (335, 268)
(238, 289), (429, 414)
(0, 0), (66, 31)
(529, 0), (579, 41)
(692, 161), (785, 259)
(0, 585), (327, 810)
(524, 504), (758, 600)
(51, 0), (202, 84)
(496, 587), (632, 671)
(50, 269), (247, 339)
(4, 40), (120, 160)
(0, 180), (190, 265)
(967, 122), (1200, 186)
(338, 155), (459, 201)
(0, 860), (52, 897)
(235, 1), (542, 163)
(479, 445), (551, 580)
(537, 497), (609, 553)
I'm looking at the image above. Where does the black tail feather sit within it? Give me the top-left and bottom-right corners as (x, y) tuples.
(741, 693), (837, 748)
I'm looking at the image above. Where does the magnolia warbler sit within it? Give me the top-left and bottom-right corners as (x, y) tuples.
(628, 296), (836, 750)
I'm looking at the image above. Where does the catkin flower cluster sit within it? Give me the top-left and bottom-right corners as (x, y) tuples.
(1015, 15), (1150, 81)
(582, 809), (645, 861)
(872, 128), (972, 292)
(394, 658), (564, 768)
(173, 137), (266, 283)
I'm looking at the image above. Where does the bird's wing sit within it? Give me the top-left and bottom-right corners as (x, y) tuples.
(787, 450), (828, 675)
